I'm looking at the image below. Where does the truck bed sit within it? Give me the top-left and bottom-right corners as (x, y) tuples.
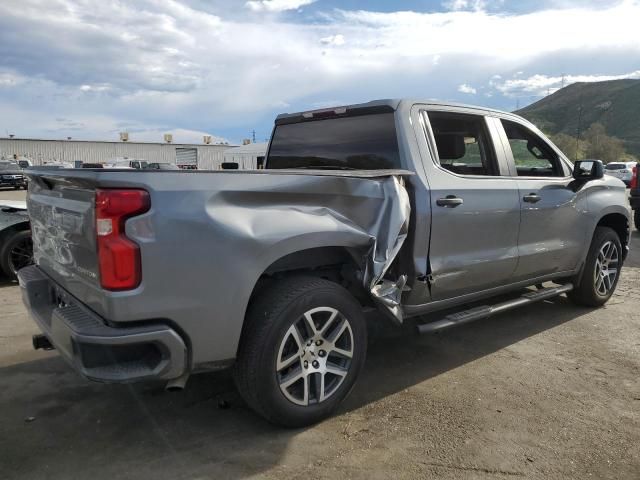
(24, 168), (411, 366)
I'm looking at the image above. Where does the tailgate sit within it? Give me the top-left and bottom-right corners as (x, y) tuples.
(27, 174), (99, 289)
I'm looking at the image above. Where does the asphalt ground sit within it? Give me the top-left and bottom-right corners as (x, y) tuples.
(1, 187), (638, 479)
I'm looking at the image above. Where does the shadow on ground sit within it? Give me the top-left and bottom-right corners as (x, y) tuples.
(1, 294), (589, 480)
(0, 277), (18, 289)
(3, 228), (637, 479)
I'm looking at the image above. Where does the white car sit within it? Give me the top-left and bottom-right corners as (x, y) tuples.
(605, 161), (636, 186)
(104, 159), (148, 169)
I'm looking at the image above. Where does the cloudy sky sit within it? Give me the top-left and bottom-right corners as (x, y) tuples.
(1, 0), (639, 144)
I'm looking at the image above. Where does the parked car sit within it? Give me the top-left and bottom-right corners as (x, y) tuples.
(20, 100), (631, 427)
(0, 161), (27, 189)
(0, 201), (32, 279)
(104, 159), (148, 169)
(146, 162), (180, 170)
(605, 161), (636, 186)
(628, 162), (640, 229)
(17, 159), (33, 169)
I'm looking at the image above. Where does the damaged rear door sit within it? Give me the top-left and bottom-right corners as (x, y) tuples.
(421, 108), (521, 301)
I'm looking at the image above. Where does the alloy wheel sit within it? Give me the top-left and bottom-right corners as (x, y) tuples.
(276, 306), (354, 406)
(594, 240), (619, 296)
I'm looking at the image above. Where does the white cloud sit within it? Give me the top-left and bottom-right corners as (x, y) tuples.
(245, 0), (316, 12)
(0, 71), (25, 88)
(1, 0), (640, 140)
(443, 0), (487, 11)
(0, 103), (228, 144)
(320, 34), (345, 46)
(80, 84), (111, 92)
(458, 83), (477, 94)
(334, 3), (640, 60)
(495, 70), (640, 97)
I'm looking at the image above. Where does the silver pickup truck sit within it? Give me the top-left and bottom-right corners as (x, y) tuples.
(20, 100), (631, 427)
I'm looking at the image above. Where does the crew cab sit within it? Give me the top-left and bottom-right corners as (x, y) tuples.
(20, 100), (631, 427)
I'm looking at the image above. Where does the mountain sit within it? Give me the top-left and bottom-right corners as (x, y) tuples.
(515, 79), (640, 156)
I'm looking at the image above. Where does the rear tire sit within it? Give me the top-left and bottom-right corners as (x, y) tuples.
(634, 210), (640, 231)
(0, 230), (33, 280)
(568, 226), (622, 307)
(234, 276), (367, 427)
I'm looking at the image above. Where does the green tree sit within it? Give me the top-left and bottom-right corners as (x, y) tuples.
(582, 123), (625, 164)
(550, 132), (581, 161)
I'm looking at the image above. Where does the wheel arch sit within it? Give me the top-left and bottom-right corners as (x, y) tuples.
(596, 212), (629, 260)
(235, 241), (372, 358)
(0, 220), (31, 242)
(248, 243), (370, 309)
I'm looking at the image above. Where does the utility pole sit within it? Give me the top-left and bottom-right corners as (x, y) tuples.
(575, 105), (583, 161)
(252, 130), (256, 143)
(561, 74), (566, 89)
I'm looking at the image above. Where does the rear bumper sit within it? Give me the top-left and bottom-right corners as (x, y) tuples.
(18, 265), (187, 383)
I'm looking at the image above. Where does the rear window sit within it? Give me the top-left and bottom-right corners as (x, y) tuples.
(605, 163), (625, 170)
(266, 113), (401, 170)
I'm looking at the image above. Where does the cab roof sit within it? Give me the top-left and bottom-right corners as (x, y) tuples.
(275, 99), (518, 125)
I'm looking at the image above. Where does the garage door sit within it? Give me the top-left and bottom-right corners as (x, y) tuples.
(176, 148), (197, 166)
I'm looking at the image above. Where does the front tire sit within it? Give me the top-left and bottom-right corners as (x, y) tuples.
(234, 276), (367, 427)
(568, 226), (622, 307)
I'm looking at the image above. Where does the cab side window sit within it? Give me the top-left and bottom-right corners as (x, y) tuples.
(427, 111), (498, 176)
(501, 120), (564, 177)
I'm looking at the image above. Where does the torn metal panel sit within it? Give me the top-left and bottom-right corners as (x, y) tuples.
(363, 175), (411, 322)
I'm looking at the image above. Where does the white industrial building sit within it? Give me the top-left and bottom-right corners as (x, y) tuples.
(0, 137), (235, 170)
(223, 142), (268, 169)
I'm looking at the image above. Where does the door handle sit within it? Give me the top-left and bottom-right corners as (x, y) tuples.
(523, 193), (541, 203)
(436, 195), (464, 207)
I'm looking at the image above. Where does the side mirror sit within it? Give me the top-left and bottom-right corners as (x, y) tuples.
(573, 160), (604, 181)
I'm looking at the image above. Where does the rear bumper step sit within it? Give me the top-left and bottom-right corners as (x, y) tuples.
(417, 284), (573, 334)
(18, 265), (188, 383)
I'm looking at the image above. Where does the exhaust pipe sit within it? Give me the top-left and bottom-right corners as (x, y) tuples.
(165, 372), (190, 392)
(32, 334), (54, 351)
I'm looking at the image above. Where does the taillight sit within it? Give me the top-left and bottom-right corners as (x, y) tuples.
(95, 189), (150, 290)
(631, 165), (638, 189)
